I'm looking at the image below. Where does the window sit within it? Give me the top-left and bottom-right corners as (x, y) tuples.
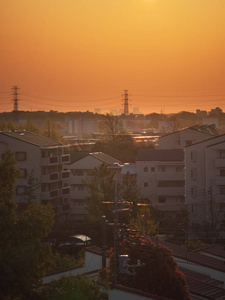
(15, 152), (27, 161)
(16, 186), (27, 195)
(72, 170), (83, 176)
(220, 170), (225, 177)
(220, 151), (225, 158)
(78, 185), (84, 191)
(151, 167), (155, 172)
(176, 167), (183, 172)
(159, 167), (165, 172)
(144, 166), (148, 172)
(78, 200), (84, 206)
(158, 181), (184, 187)
(42, 184), (50, 192)
(144, 182), (148, 187)
(18, 169), (27, 178)
(186, 140), (192, 146)
(220, 187), (225, 195)
(159, 197), (166, 203)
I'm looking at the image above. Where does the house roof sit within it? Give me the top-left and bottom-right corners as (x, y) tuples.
(185, 133), (225, 148)
(136, 149), (184, 162)
(69, 151), (121, 166)
(158, 124), (220, 140)
(70, 152), (89, 164)
(159, 240), (225, 273)
(0, 130), (63, 147)
(90, 152), (121, 165)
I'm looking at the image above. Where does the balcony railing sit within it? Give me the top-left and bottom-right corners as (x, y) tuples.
(215, 175), (225, 186)
(60, 154), (70, 164)
(215, 157), (225, 168)
(41, 172), (59, 183)
(41, 156), (59, 166)
(61, 170), (70, 179)
(61, 187), (70, 195)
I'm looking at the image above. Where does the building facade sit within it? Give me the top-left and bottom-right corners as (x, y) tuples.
(136, 149), (185, 215)
(185, 134), (225, 234)
(0, 131), (70, 219)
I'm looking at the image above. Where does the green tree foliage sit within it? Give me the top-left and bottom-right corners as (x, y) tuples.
(0, 203), (54, 299)
(100, 237), (190, 300)
(24, 169), (40, 205)
(0, 150), (55, 299)
(129, 206), (158, 237)
(84, 163), (115, 224)
(120, 172), (141, 204)
(0, 150), (18, 245)
(37, 274), (107, 300)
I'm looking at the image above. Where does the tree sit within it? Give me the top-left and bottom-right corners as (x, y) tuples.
(37, 274), (108, 300)
(120, 172), (141, 204)
(99, 113), (123, 141)
(129, 206), (158, 237)
(84, 163), (115, 224)
(0, 203), (55, 299)
(24, 169), (40, 205)
(0, 150), (55, 299)
(100, 237), (190, 300)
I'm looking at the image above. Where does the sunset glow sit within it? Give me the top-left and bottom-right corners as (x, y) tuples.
(0, 0), (225, 114)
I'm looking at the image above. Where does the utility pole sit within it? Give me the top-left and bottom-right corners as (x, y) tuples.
(11, 85), (20, 123)
(113, 180), (119, 284)
(122, 90), (129, 116)
(102, 215), (107, 269)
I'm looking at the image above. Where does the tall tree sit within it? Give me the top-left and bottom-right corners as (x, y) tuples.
(129, 206), (158, 237)
(100, 237), (190, 300)
(99, 113), (123, 141)
(0, 150), (55, 299)
(84, 163), (115, 224)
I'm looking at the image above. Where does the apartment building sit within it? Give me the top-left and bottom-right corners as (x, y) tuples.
(185, 134), (225, 234)
(156, 124), (220, 150)
(68, 152), (122, 224)
(0, 131), (70, 218)
(136, 149), (185, 215)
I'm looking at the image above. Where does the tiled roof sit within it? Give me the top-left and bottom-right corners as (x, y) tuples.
(0, 131), (62, 147)
(160, 241), (225, 273)
(70, 152), (89, 164)
(136, 149), (184, 162)
(158, 125), (221, 140)
(69, 152), (121, 165)
(90, 152), (121, 165)
(200, 245), (225, 259)
(179, 267), (225, 299)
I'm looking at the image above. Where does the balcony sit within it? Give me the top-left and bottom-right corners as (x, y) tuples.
(60, 154), (70, 164)
(215, 158), (225, 168)
(41, 172), (59, 183)
(41, 156), (59, 166)
(41, 189), (59, 199)
(157, 172), (184, 181)
(215, 176), (225, 186)
(215, 194), (225, 203)
(157, 187), (184, 196)
(62, 204), (70, 211)
(61, 170), (70, 179)
(61, 186), (70, 196)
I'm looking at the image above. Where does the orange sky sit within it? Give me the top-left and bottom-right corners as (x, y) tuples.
(0, 0), (225, 115)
